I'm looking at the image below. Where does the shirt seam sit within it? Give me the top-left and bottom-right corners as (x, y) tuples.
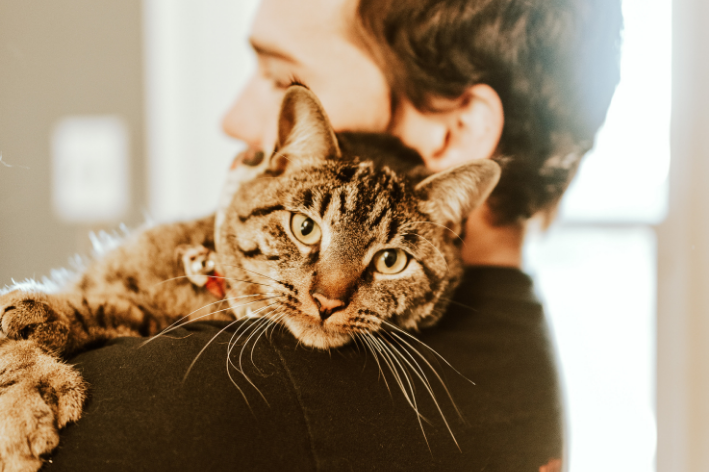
(270, 338), (320, 471)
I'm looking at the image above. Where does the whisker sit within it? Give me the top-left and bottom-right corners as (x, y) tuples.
(371, 335), (431, 452)
(225, 306), (279, 365)
(270, 148), (295, 165)
(224, 306), (285, 403)
(219, 264), (289, 287)
(375, 336), (428, 419)
(226, 314), (271, 370)
(183, 302), (280, 383)
(234, 314), (283, 399)
(347, 331), (363, 357)
(382, 332), (461, 450)
(259, 307), (288, 343)
(388, 331), (468, 418)
(226, 319), (262, 372)
(400, 233), (448, 273)
(142, 294), (281, 347)
(382, 333), (436, 395)
(439, 297), (479, 313)
(250, 310), (288, 367)
(381, 321), (475, 385)
(360, 333), (391, 394)
(225, 316), (278, 407)
(143, 294), (275, 344)
(369, 336), (407, 405)
(182, 317), (243, 383)
(225, 360), (254, 413)
(405, 220), (465, 245)
(151, 274), (280, 291)
(239, 311), (282, 375)
(222, 336), (256, 412)
(260, 309), (286, 346)
(151, 274), (198, 287)
(367, 334), (420, 417)
(211, 275), (280, 291)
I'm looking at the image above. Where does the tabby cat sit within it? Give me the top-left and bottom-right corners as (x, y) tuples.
(0, 86), (499, 471)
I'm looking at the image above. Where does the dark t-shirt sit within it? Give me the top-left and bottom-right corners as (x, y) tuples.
(46, 267), (564, 471)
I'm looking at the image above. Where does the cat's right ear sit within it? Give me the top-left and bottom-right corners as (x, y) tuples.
(272, 85), (341, 171)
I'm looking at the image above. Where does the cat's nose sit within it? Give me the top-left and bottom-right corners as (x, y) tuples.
(311, 293), (346, 321)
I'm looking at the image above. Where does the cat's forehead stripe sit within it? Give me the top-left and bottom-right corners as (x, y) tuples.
(403, 233), (418, 244)
(338, 190), (347, 213)
(238, 204), (285, 223)
(386, 218), (400, 243)
(367, 206), (388, 229)
(301, 188), (313, 209)
(279, 164), (432, 257)
(318, 192), (332, 217)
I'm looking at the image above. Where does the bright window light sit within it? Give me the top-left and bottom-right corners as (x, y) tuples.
(560, 0), (672, 224)
(526, 0), (671, 470)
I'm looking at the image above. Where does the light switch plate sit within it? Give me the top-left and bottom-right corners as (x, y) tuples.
(51, 116), (129, 223)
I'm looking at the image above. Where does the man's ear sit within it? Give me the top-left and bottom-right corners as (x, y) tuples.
(391, 84), (504, 173)
(275, 85), (341, 160)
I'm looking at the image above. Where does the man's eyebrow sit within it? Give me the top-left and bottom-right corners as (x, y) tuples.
(249, 38), (299, 65)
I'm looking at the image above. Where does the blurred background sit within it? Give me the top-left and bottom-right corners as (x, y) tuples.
(0, 0), (706, 470)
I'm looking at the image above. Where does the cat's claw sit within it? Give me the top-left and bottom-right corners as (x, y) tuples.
(0, 339), (86, 472)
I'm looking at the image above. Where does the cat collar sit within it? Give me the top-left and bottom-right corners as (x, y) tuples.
(181, 245), (227, 299)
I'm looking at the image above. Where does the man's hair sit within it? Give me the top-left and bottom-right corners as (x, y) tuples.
(357, 0), (622, 224)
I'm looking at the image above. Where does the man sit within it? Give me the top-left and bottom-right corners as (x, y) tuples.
(46, 0), (621, 470)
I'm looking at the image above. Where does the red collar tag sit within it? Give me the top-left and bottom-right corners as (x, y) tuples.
(205, 270), (227, 299)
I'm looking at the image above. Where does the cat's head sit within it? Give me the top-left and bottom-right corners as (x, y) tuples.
(217, 86), (500, 349)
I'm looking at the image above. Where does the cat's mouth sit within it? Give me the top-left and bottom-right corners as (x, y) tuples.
(225, 289), (354, 349)
(281, 314), (352, 349)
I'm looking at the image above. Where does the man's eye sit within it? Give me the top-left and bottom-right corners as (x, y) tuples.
(273, 74), (305, 90)
(273, 78), (292, 90)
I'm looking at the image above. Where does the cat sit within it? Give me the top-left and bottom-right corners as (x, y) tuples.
(0, 85), (500, 471)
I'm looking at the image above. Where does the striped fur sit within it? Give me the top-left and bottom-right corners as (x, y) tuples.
(215, 86), (500, 350)
(220, 156), (461, 349)
(0, 86), (499, 468)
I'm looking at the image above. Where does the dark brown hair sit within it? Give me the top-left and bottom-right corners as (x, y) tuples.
(357, 0), (622, 224)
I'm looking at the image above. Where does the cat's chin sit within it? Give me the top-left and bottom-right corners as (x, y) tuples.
(282, 318), (352, 350)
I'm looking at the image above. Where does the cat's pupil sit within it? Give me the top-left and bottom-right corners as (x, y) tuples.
(383, 250), (397, 267)
(300, 218), (314, 236)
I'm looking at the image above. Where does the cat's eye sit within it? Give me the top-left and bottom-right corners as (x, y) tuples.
(291, 213), (322, 246)
(373, 249), (408, 275)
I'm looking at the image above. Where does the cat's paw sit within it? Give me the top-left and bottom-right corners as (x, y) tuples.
(0, 291), (70, 353)
(0, 339), (86, 472)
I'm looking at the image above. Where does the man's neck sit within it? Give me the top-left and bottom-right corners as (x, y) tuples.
(460, 205), (526, 268)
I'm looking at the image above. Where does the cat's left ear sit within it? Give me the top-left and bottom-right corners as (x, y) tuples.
(274, 85), (341, 164)
(415, 159), (501, 225)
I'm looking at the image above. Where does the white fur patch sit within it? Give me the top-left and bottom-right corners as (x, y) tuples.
(1, 224), (135, 296)
(2, 266), (78, 295)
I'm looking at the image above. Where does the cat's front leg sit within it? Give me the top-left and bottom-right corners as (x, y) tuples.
(0, 290), (148, 356)
(0, 339), (86, 472)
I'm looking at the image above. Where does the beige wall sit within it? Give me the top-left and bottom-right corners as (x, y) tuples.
(0, 0), (145, 287)
(657, 0), (709, 470)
